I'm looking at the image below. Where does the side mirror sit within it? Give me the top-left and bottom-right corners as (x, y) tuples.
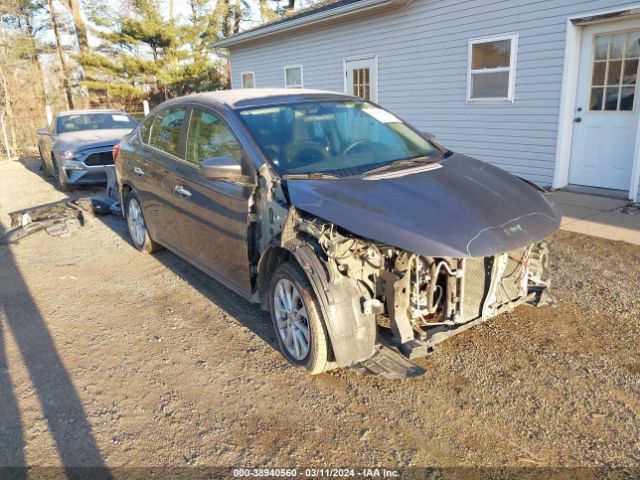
(199, 155), (242, 181)
(420, 131), (436, 141)
(37, 128), (49, 136)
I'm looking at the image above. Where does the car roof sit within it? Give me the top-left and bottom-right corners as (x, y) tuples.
(156, 88), (359, 111)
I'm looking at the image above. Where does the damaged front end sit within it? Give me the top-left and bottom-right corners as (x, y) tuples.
(292, 214), (553, 361)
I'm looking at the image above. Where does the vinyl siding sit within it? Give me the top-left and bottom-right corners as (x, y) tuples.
(228, 0), (640, 184)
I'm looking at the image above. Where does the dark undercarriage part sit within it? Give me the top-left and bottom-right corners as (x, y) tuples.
(294, 214), (554, 362)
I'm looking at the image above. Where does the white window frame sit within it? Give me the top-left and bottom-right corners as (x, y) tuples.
(284, 65), (304, 88)
(467, 33), (519, 104)
(240, 71), (256, 89)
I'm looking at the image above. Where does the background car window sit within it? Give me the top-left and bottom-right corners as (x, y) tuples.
(56, 113), (137, 133)
(149, 108), (186, 157)
(139, 116), (154, 144)
(186, 109), (242, 165)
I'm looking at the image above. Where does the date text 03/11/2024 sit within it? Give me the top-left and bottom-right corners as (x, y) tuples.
(232, 468), (400, 478)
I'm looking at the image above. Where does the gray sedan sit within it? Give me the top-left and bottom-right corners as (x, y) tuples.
(37, 110), (137, 191)
(116, 89), (561, 377)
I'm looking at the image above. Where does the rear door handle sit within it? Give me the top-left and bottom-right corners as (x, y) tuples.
(134, 166), (145, 176)
(174, 185), (192, 198)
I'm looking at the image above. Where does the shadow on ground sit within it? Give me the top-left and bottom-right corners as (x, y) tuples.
(0, 222), (111, 479)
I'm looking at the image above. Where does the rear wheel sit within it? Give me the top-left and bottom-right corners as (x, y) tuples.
(125, 192), (162, 253)
(269, 261), (335, 375)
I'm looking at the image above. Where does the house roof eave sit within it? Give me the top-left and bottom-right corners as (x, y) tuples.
(212, 0), (411, 48)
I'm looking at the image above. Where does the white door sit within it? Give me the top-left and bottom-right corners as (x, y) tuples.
(569, 20), (640, 191)
(345, 56), (378, 103)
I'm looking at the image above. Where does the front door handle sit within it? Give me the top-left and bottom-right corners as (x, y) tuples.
(174, 185), (192, 198)
(134, 166), (145, 176)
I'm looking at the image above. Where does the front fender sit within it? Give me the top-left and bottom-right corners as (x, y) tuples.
(285, 240), (377, 367)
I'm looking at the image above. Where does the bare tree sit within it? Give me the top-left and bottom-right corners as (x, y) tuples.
(45, 0), (74, 108)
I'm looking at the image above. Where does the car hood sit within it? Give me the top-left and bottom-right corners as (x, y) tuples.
(286, 154), (562, 258)
(55, 128), (132, 152)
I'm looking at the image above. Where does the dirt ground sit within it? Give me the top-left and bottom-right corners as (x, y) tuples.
(0, 158), (639, 476)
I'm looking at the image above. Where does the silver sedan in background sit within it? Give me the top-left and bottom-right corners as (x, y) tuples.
(37, 109), (137, 191)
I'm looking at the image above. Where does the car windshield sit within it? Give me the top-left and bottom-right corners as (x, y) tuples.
(56, 113), (137, 134)
(238, 100), (443, 176)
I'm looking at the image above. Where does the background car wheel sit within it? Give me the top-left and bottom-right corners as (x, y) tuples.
(269, 261), (336, 375)
(125, 192), (162, 253)
(51, 154), (70, 191)
(39, 148), (53, 177)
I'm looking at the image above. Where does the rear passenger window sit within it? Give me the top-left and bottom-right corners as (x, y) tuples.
(149, 108), (186, 157)
(186, 109), (243, 165)
(139, 115), (154, 144)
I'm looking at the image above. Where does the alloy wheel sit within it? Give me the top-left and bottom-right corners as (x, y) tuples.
(273, 278), (311, 360)
(127, 198), (146, 247)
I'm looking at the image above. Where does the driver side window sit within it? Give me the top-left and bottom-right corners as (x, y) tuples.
(186, 109), (242, 166)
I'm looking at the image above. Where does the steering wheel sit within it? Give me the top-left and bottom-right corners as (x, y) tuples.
(343, 140), (395, 157)
(287, 142), (328, 168)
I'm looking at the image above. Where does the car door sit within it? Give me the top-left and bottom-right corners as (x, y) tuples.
(130, 108), (186, 244)
(169, 107), (255, 296)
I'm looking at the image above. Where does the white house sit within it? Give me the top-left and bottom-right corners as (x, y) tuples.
(214, 0), (640, 202)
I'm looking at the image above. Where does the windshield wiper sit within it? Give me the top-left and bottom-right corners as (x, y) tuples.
(282, 172), (340, 179)
(362, 155), (436, 176)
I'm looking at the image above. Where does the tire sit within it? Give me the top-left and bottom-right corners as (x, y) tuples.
(51, 154), (70, 191)
(269, 261), (335, 375)
(124, 192), (162, 253)
(40, 149), (54, 178)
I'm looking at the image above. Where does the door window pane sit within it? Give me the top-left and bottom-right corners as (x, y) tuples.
(604, 87), (619, 111)
(352, 68), (371, 100)
(627, 32), (640, 58)
(607, 60), (623, 85)
(149, 108), (186, 157)
(610, 34), (626, 59)
(620, 87), (635, 111)
(591, 31), (640, 112)
(623, 59), (638, 85)
(186, 109), (242, 166)
(590, 87), (604, 110)
(595, 36), (609, 60)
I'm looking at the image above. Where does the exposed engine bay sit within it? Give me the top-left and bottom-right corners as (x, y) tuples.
(291, 214), (553, 358)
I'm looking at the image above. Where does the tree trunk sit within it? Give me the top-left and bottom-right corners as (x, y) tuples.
(223, 0), (231, 37)
(259, 0), (270, 23)
(233, 0), (241, 34)
(65, 0), (89, 53)
(46, 0), (74, 109)
(286, 0), (295, 12)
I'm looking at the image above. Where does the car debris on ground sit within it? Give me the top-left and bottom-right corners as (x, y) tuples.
(3, 194), (122, 245)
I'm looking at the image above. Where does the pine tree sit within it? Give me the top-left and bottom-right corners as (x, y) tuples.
(78, 0), (229, 104)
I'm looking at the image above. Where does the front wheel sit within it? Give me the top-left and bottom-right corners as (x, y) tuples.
(125, 192), (162, 253)
(269, 262), (335, 375)
(51, 154), (70, 191)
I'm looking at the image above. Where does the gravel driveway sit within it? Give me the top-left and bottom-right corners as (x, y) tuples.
(0, 158), (639, 476)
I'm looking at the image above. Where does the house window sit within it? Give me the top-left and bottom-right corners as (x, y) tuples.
(241, 72), (255, 89)
(468, 34), (518, 103)
(284, 65), (303, 88)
